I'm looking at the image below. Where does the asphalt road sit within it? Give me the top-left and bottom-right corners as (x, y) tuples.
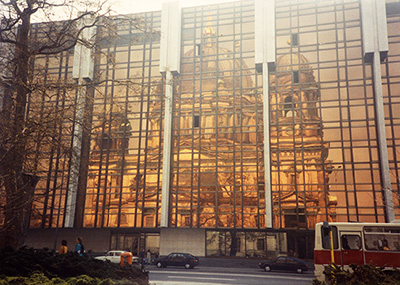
(148, 266), (315, 285)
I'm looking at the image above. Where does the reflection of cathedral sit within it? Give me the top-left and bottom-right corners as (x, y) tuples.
(86, 108), (135, 227)
(85, 22), (336, 231)
(84, 21), (265, 230)
(159, 22), (263, 229)
(270, 53), (336, 228)
(86, 102), (161, 228)
(23, 0), (399, 262)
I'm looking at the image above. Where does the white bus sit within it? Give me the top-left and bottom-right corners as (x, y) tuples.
(314, 222), (400, 281)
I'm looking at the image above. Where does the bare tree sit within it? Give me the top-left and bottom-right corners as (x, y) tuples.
(0, 0), (154, 249)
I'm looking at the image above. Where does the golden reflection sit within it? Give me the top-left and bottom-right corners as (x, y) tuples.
(85, 89), (162, 227)
(270, 52), (336, 228)
(84, 21), (335, 230)
(171, 21), (263, 229)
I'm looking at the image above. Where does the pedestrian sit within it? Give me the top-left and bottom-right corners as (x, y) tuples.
(146, 249), (151, 264)
(75, 237), (85, 256)
(58, 239), (68, 254)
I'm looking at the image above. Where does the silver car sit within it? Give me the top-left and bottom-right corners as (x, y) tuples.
(95, 250), (140, 264)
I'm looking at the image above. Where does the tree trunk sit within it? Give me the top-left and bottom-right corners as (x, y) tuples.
(0, 7), (35, 249)
(0, 173), (39, 249)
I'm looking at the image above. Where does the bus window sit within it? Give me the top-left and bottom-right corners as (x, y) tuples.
(364, 227), (400, 251)
(365, 234), (400, 251)
(321, 225), (338, 250)
(341, 235), (361, 250)
(364, 234), (378, 250)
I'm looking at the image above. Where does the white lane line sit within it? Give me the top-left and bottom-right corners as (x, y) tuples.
(150, 280), (226, 285)
(149, 271), (312, 281)
(169, 276), (236, 281)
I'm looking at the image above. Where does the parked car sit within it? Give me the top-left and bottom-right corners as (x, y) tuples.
(154, 252), (199, 269)
(95, 250), (140, 264)
(259, 256), (308, 273)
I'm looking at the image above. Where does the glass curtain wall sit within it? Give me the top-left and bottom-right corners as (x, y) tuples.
(206, 230), (287, 258)
(83, 12), (163, 228)
(24, 0), (400, 233)
(385, 0), (400, 219)
(273, 0), (384, 228)
(170, 1), (264, 229)
(28, 24), (76, 229)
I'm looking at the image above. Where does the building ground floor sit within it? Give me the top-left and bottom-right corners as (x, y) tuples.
(25, 228), (315, 260)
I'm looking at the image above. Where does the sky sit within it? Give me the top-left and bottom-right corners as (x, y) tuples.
(28, 0), (240, 23)
(111, 0), (238, 14)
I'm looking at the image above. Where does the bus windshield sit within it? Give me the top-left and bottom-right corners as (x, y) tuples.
(321, 225), (338, 250)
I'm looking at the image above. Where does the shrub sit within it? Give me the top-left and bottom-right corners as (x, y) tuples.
(313, 263), (400, 285)
(0, 247), (148, 285)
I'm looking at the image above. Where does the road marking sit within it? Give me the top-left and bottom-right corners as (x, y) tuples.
(169, 276), (236, 281)
(150, 280), (226, 285)
(149, 270), (312, 281)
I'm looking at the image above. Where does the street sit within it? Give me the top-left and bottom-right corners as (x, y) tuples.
(147, 266), (315, 285)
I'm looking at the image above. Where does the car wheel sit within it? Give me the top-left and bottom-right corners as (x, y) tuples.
(264, 266), (271, 272)
(297, 268), (303, 274)
(157, 262), (163, 268)
(185, 263), (191, 269)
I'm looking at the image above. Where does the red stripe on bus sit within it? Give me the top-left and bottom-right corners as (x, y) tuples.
(364, 251), (400, 267)
(314, 250), (341, 265)
(315, 250), (400, 267)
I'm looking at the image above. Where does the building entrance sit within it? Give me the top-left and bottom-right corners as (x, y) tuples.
(111, 232), (160, 257)
(111, 233), (140, 255)
(287, 231), (314, 260)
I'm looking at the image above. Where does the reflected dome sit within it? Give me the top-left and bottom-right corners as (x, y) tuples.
(180, 24), (253, 93)
(276, 53), (311, 72)
(271, 52), (316, 87)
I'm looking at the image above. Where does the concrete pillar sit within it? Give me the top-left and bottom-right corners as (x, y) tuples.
(361, 0), (394, 222)
(159, 2), (182, 227)
(255, 0), (276, 228)
(65, 14), (96, 227)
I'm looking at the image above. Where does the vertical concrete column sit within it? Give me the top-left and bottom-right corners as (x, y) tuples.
(255, 0), (276, 228)
(159, 2), (182, 228)
(361, 1), (395, 222)
(65, 14), (96, 228)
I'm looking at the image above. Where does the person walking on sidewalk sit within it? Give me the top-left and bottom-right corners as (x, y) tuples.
(75, 237), (85, 256)
(58, 240), (68, 254)
(146, 249), (151, 264)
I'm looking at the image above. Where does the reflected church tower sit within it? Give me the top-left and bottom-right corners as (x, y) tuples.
(170, 19), (263, 228)
(270, 51), (337, 228)
(86, 91), (163, 228)
(84, 19), (337, 231)
(85, 105), (133, 227)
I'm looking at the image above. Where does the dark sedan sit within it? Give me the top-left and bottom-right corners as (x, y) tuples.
(154, 252), (199, 269)
(259, 256), (308, 273)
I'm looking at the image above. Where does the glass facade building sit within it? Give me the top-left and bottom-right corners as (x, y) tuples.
(2, 0), (400, 260)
